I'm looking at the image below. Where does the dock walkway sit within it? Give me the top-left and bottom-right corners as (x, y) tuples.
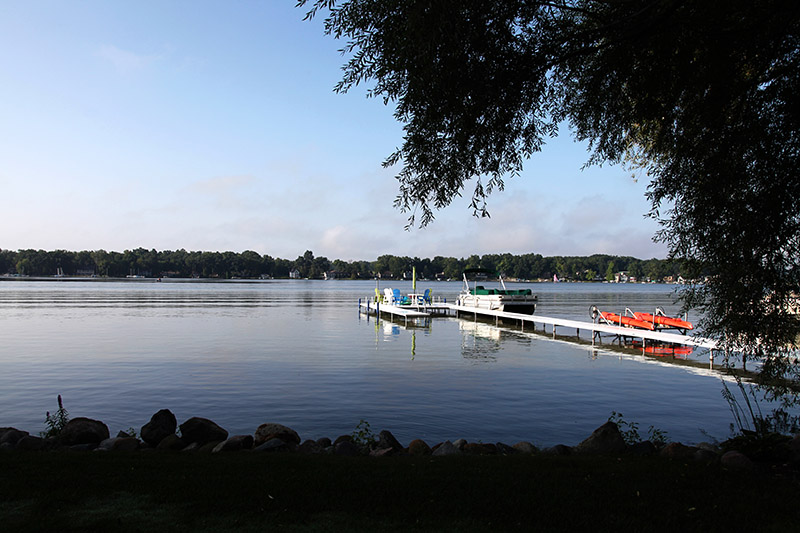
(360, 298), (717, 351)
(446, 304), (717, 350)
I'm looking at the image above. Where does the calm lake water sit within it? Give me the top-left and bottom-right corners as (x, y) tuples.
(0, 279), (753, 446)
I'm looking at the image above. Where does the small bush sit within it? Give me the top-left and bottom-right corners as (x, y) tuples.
(608, 411), (669, 447)
(350, 419), (377, 449)
(42, 395), (70, 439)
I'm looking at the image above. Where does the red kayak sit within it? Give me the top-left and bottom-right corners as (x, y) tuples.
(599, 311), (656, 330)
(633, 312), (694, 330)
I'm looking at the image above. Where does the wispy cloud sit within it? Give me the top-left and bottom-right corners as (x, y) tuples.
(97, 44), (160, 74)
(189, 175), (255, 194)
(182, 175), (261, 211)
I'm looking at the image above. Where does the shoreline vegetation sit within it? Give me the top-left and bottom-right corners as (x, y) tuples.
(2, 408), (800, 531)
(1, 248), (692, 283)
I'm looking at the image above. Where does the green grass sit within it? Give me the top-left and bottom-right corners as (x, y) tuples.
(1, 452), (798, 531)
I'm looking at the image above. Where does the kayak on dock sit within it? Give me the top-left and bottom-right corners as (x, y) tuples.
(632, 309), (693, 330)
(591, 306), (692, 332)
(594, 309), (656, 330)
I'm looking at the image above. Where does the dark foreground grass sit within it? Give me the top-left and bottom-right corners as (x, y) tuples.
(1, 452), (798, 532)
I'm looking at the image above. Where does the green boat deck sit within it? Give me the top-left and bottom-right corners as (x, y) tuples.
(471, 286), (533, 296)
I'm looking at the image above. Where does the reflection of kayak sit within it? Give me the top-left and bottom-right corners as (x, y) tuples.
(633, 312), (693, 330)
(599, 311), (656, 330)
(631, 340), (694, 356)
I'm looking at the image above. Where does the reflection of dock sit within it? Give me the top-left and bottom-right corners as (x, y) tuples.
(359, 299), (718, 352)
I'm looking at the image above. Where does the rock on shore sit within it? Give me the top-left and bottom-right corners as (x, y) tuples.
(4, 409), (799, 478)
(179, 417), (228, 445)
(60, 417), (109, 446)
(141, 409), (177, 446)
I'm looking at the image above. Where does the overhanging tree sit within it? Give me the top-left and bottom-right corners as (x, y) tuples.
(300, 0), (800, 382)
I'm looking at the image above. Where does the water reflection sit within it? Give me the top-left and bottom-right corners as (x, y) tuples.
(3, 279), (786, 446)
(625, 340), (694, 359)
(456, 312), (753, 382)
(459, 321), (501, 362)
(368, 314), (432, 359)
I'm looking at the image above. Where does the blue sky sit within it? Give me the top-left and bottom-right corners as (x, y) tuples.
(0, 1), (668, 261)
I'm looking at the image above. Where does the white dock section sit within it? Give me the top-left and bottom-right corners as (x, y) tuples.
(445, 303), (718, 350)
(358, 300), (439, 324)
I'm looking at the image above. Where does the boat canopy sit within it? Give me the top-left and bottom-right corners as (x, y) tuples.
(472, 286), (532, 296)
(462, 268), (498, 278)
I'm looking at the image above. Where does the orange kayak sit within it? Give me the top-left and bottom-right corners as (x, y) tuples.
(633, 312), (693, 330)
(599, 311), (656, 330)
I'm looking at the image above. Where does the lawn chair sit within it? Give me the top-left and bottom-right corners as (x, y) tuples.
(392, 288), (409, 305)
(423, 288), (431, 304)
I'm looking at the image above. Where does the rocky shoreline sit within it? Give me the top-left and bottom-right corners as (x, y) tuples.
(3, 409), (799, 474)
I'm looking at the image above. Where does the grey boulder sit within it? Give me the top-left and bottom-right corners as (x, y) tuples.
(179, 417), (228, 445)
(60, 417), (110, 446)
(141, 409), (177, 446)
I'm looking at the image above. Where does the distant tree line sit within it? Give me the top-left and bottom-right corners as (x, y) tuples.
(0, 248), (692, 282)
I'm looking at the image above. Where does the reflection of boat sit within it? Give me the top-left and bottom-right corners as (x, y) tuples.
(459, 321), (501, 361)
(457, 269), (537, 314)
(458, 320), (502, 341)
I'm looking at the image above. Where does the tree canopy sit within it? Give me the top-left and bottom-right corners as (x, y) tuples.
(301, 0), (800, 381)
(0, 247), (684, 283)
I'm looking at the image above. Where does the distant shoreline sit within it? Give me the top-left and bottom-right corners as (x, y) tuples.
(0, 276), (273, 283)
(0, 275), (681, 285)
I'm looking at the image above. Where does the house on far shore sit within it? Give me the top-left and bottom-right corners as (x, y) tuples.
(289, 269), (301, 279)
(323, 270), (339, 280)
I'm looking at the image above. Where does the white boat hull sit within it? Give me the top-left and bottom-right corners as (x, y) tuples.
(456, 294), (537, 315)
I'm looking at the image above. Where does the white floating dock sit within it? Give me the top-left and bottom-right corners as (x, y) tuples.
(446, 303), (718, 350)
(360, 297), (718, 351)
(358, 300), (449, 325)
(360, 301), (430, 318)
